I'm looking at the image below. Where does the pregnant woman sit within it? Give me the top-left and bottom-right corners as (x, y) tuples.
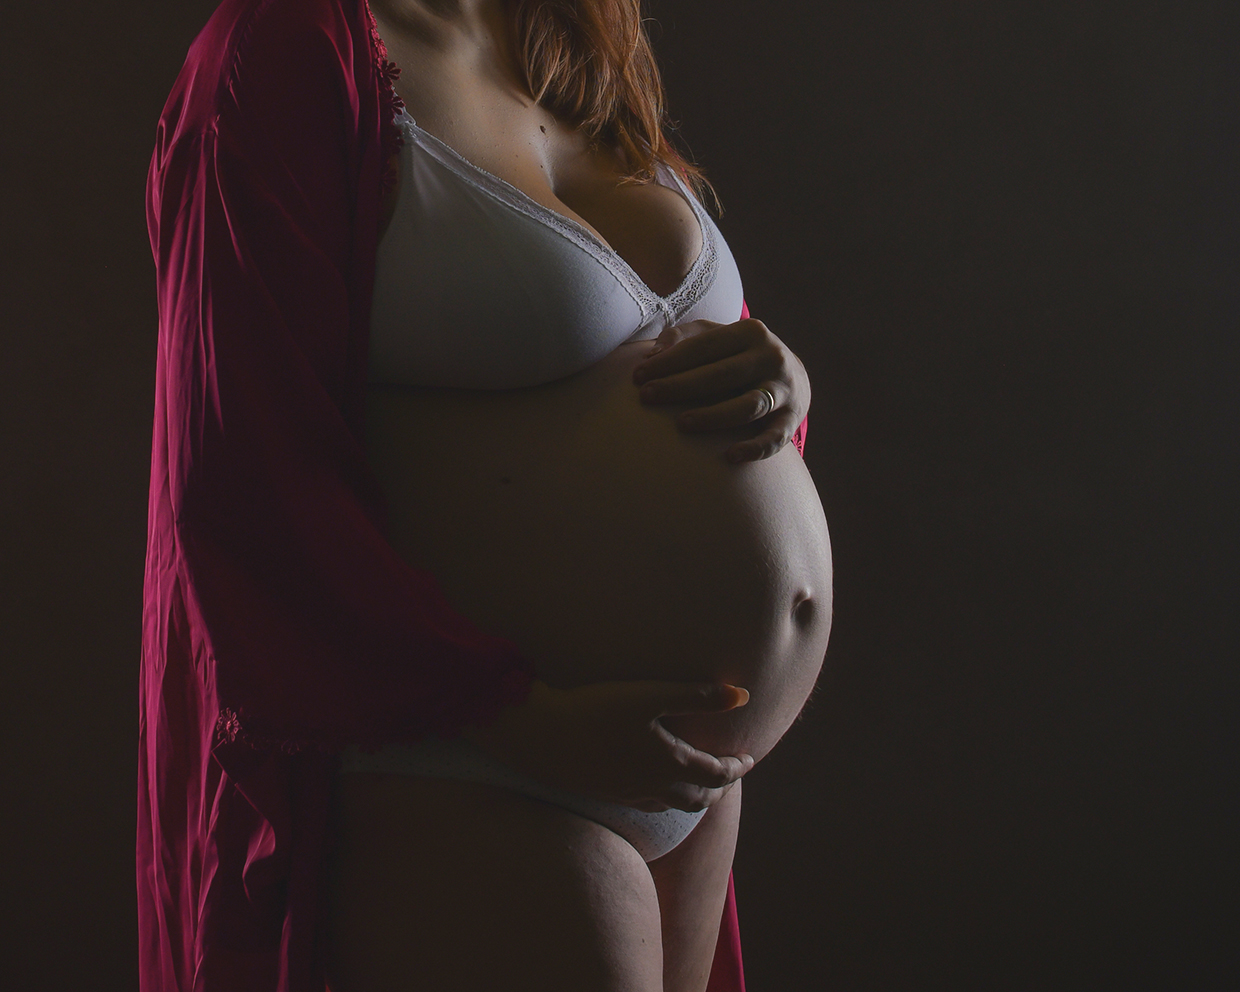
(138, 2), (830, 991)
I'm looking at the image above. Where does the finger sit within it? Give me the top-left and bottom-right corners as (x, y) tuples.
(669, 779), (743, 813)
(656, 787), (715, 814)
(672, 744), (755, 792)
(653, 722), (755, 789)
(638, 351), (780, 405)
(676, 386), (790, 432)
(637, 325), (687, 367)
(646, 320), (697, 356)
(725, 416), (798, 464)
(632, 319), (748, 385)
(657, 682), (750, 716)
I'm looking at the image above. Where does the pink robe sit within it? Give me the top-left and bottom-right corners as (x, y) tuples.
(139, 1), (804, 988)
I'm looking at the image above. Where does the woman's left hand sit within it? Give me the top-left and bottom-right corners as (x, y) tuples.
(631, 318), (810, 463)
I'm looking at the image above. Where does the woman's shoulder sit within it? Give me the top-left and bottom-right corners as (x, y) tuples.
(195, 0), (365, 81)
(161, 0), (376, 142)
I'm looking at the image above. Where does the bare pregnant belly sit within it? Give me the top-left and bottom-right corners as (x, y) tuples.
(365, 340), (832, 762)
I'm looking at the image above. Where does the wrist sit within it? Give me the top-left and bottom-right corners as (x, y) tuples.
(460, 678), (554, 753)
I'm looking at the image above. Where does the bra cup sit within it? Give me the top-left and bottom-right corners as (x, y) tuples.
(371, 154), (648, 390)
(664, 227), (745, 333)
(368, 112), (746, 390)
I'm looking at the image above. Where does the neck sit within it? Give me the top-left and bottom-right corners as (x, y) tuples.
(373, 0), (507, 41)
(375, 0), (518, 74)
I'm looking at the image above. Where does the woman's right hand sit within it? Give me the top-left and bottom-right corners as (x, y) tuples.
(460, 679), (755, 813)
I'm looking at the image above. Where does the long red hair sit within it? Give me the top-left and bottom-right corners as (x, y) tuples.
(506, 0), (718, 210)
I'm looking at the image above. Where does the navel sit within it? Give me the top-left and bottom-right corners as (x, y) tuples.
(792, 592), (816, 627)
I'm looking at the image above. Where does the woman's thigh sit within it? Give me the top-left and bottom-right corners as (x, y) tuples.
(647, 779), (742, 992)
(324, 773), (665, 992)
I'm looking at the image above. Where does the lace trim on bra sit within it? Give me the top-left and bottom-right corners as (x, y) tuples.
(393, 107), (721, 330)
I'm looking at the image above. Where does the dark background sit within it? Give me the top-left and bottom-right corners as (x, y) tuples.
(4, 1), (1237, 988)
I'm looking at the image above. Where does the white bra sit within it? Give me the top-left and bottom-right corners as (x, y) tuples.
(368, 107), (745, 390)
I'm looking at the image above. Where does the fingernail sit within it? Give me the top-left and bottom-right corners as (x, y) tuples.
(645, 344), (664, 358)
(726, 685), (750, 707)
(641, 384), (658, 401)
(677, 412), (697, 428)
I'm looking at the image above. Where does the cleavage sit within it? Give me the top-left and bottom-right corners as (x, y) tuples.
(371, 10), (705, 296)
(388, 110), (705, 297)
(563, 171), (705, 298)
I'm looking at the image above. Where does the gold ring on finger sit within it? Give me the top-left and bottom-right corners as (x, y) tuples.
(756, 386), (777, 417)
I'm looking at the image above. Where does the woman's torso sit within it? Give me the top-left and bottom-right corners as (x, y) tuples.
(364, 3), (831, 761)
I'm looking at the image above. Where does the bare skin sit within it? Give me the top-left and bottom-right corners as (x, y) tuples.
(324, 775), (740, 992)
(370, 0), (702, 296)
(325, 3), (829, 990)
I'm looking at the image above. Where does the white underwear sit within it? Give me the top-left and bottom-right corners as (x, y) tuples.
(337, 736), (706, 862)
